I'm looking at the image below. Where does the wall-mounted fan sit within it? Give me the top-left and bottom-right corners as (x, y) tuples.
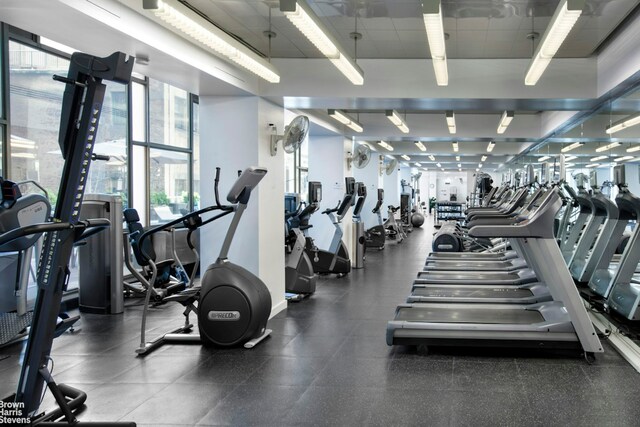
(270, 115), (309, 156)
(385, 158), (398, 175)
(347, 144), (371, 170)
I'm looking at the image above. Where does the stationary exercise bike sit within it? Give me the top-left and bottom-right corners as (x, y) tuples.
(284, 181), (321, 297)
(136, 166), (272, 355)
(365, 188), (386, 250)
(305, 177), (355, 277)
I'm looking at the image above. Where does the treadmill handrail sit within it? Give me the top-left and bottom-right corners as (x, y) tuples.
(468, 189), (561, 239)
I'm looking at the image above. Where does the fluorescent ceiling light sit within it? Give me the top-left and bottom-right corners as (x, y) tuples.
(11, 152), (36, 159)
(481, 155), (487, 162)
(455, 155), (460, 161)
(436, 162), (442, 167)
(476, 168), (479, 172)
(561, 141), (584, 153)
(40, 36), (77, 55)
(614, 156), (634, 162)
(281, 0), (363, 85)
(595, 142), (621, 152)
(445, 111), (456, 134)
(627, 145), (640, 153)
(538, 156), (551, 162)
(386, 110), (410, 133)
(459, 168), (462, 172)
(415, 141), (426, 151)
(590, 155), (608, 161)
(441, 168), (445, 171)
(401, 154), (411, 161)
(496, 111), (514, 134)
(146, 0), (280, 83)
(606, 113), (640, 134)
(429, 154), (436, 161)
(415, 162), (422, 167)
(565, 163), (575, 167)
(452, 141), (459, 152)
(328, 109), (363, 133)
(457, 163), (461, 168)
(478, 163), (483, 168)
(564, 155), (577, 161)
(487, 141), (495, 152)
(524, 0), (584, 86)
(378, 140), (394, 151)
(422, 0), (448, 86)
(586, 163), (600, 168)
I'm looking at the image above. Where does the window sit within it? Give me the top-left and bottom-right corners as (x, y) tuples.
(8, 40), (69, 205)
(149, 148), (189, 224)
(149, 78), (189, 148)
(131, 81), (146, 142)
(87, 82), (128, 206)
(132, 77), (194, 225)
(283, 133), (309, 201)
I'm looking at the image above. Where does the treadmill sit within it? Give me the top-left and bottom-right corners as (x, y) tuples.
(559, 176), (592, 260)
(387, 188), (604, 356)
(569, 182), (621, 282)
(423, 189), (547, 272)
(410, 191), (557, 304)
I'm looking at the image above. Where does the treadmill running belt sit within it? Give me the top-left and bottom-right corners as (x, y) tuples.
(395, 306), (544, 324)
(416, 272), (523, 280)
(411, 287), (533, 299)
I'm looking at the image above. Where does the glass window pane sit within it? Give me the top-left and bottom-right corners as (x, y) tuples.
(148, 79), (189, 148)
(149, 148), (189, 225)
(284, 152), (295, 194)
(132, 81), (146, 142)
(9, 40), (69, 206)
(132, 144), (147, 225)
(87, 82), (128, 206)
(192, 101), (200, 209)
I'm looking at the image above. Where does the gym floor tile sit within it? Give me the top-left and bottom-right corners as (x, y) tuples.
(73, 383), (169, 422)
(312, 356), (392, 387)
(196, 384), (306, 425)
(448, 390), (536, 426)
(284, 386), (384, 426)
(451, 360), (524, 393)
(175, 354), (271, 384)
(53, 355), (145, 384)
(242, 356), (328, 386)
(110, 354), (212, 384)
(120, 383), (230, 425)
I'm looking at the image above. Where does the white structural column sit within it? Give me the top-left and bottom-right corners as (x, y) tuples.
(383, 164), (400, 208)
(199, 96), (287, 317)
(307, 135), (352, 256)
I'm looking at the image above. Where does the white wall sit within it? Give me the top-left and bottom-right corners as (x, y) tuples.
(307, 135), (346, 251)
(199, 96), (286, 317)
(383, 165), (400, 208)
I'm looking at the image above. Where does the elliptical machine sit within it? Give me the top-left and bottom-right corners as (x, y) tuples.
(284, 181), (321, 298)
(365, 188), (386, 250)
(136, 166), (272, 355)
(305, 177), (355, 277)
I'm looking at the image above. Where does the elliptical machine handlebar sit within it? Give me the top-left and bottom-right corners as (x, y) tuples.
(322, 200), (341, 215)
(0, 218), (111, 247)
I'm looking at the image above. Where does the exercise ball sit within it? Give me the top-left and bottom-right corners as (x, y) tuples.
(411, 212), (425, 227)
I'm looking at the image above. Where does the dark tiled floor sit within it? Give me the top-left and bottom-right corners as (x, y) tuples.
(1, 218), (639, 426)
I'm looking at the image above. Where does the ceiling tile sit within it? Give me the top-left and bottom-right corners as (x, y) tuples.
(455, 17), (490, 31)
(392, 17), (427, 31)
(366, 30), (400, 42)
(360, 17), (396, 31)
(397, 30), (427, 43)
